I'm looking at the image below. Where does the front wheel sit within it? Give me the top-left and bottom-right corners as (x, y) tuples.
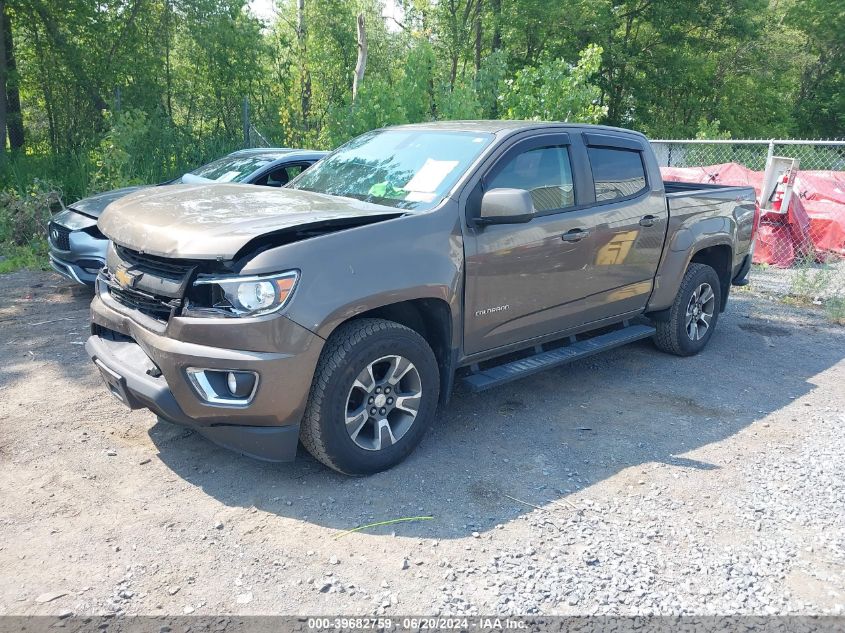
(653, 263), (721, 356)
(300, 318), (440, 475)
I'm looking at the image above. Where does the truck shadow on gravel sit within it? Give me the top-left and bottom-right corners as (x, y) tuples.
(149, 294), (845, 539)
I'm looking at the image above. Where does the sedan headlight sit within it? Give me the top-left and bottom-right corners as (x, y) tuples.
(184, 270), (299, 317)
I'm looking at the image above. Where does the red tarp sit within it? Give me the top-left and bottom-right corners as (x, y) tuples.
(661, 163), (845, 267)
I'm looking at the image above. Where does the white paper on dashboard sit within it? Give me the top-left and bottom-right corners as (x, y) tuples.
(215, 170), (243, 183)
(405, 191), (437, 203)
(405, 159), (459, 193)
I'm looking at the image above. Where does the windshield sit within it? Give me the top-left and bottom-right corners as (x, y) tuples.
(183, 155), (274, 183)
(288, 129), (494, 210)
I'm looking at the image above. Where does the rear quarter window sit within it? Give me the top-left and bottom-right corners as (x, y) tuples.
(587, 147), (647, 202)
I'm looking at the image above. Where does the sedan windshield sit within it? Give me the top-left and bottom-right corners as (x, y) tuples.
(183, 155), (273, 183)
(288, 129), (494, 211)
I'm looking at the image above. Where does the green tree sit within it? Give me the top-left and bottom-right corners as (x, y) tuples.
(0, 0), (842, 215)
(500, 44), (605, 123)
(790, 0), (845, 136)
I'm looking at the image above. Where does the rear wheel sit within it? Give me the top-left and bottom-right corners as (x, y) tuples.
(653, 263), (721, 356)
(300, 318), (439, 475)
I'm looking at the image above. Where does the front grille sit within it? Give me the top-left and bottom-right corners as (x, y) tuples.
(106, 245), (229, 322)
(114, 244), (197, 281)
(105, 246), (201, 322)
(49, 222), (71, 250)
(108, 284), (180, 321)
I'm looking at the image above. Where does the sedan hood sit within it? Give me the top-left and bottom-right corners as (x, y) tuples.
(98, 183), (402, 260)
(69, 186), (148, 219)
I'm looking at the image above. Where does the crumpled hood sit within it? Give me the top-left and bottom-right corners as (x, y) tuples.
(69, 186), (148, 218)
(98, 183), (402, 260)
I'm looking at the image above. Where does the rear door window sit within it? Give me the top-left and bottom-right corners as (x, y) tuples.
(587, 147), (647, 202)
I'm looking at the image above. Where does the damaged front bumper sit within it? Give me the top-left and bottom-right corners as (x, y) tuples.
(85, 292), (324, 462)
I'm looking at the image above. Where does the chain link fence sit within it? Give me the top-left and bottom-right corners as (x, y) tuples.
(651, 139), (845, 171)
(650, 139), (845, 323)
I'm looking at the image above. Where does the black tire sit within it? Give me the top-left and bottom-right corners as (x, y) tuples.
(653, 263), (722, 356)
(300, 318), (440, 475)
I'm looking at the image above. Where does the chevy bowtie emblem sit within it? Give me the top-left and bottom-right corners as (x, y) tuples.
(114, 265), (141, 288)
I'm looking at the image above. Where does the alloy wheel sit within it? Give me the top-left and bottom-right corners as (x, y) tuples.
(685, 282), (716, 341)
(344, 355), (422, 451)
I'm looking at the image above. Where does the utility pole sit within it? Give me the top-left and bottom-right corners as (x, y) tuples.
(242, 97), (250, 148)
(0, 0), (8, 151)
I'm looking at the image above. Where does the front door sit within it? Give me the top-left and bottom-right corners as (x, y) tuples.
(464, 136), (597, 354)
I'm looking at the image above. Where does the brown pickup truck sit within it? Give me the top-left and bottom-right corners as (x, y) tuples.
(85, 121), (758, 474)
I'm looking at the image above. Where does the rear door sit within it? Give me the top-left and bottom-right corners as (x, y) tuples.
(576, 132), (668, 322)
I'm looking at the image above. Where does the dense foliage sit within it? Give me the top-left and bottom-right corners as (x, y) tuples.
(0, 0), (842, 204)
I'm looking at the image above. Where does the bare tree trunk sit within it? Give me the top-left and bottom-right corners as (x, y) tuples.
(0, 0), (8, 151)
(29, 22), (55, 152)
(447, 0), (458, 89)
(490, 0), (501, 52)
(352, 13), (367, 102)
(474, 0), (482, 74)
(420, 6), (436, 118)
(607, 13), (633, 125)
(164, 0), (172, 120)
(448, 0), (475, 90)
(2, 2), (22, 150)
(296, 0), (311, 131)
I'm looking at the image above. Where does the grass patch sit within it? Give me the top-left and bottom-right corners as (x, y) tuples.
(782, 250), (845, 325)
(825, 297), (845, 325)
(749, 256), (845, 325)
(0, 239), (50, 273)
(0, 184), (61, 275)
(789, 258), (834, 302)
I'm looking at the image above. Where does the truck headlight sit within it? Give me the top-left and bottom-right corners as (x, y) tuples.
(185, 270), (299, 317)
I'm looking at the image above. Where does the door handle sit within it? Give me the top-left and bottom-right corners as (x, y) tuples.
(639, 215), (657, 227)
(561, 229), (590, 242)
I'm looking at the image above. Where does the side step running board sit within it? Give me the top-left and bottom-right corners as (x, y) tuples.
(461, 323), (656, 393)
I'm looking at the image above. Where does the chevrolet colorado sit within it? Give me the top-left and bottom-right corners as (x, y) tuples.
(85, 121), (758, 474)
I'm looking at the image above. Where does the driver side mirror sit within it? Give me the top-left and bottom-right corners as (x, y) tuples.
(478, 188), (535, 225)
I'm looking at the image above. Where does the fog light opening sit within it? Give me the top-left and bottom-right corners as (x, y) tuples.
(186, 368), (259, 406)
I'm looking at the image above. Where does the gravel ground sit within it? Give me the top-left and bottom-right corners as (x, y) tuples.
(0, 271), (844, 617)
